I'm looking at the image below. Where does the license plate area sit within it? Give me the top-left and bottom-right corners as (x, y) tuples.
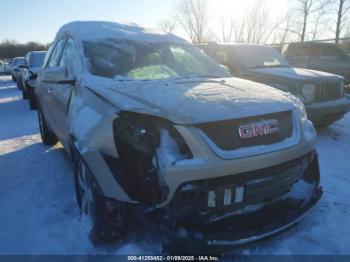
(208, 186), (245, 208)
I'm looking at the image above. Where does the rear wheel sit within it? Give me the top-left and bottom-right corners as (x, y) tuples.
(38, 109), (58, 145)
(74, 157), (130, 244)
(12, 75), (16, 82)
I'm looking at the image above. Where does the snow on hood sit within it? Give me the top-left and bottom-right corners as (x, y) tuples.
(250, 67), (344, 82)
(55, 21), (188, 44)
(84, 76), (296, 125)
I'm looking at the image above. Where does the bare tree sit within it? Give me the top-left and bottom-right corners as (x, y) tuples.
(218, 16), (235, 43)
(213, 0), (270, 43)
(173, 0), (210, 43)
(333, 0), (350, 43)
(311, 8), (326, 40)
(294, 0), (328, 42)
(157, 18), (176, 33)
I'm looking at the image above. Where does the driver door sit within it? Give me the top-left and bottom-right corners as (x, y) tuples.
(49, 38), (76, 146)
(40, 39), (66, 135)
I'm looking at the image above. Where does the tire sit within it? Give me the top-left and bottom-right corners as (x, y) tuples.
(12, 75), (16, 82)
(29, 95), (36, 110)
(73, 156), (130, 244)
(22, 88), (28, 100)
(17, 78), (22, 89)
(38, 109), (58, 145)
(27, 86), (37, 110)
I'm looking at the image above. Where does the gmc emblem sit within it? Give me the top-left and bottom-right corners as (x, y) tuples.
(238, 119), (280, 139)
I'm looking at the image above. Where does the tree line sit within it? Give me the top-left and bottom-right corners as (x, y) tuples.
(0, 40), (48, 60)
(157, 0), (350, 45)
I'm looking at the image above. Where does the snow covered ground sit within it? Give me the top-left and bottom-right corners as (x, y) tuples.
(0, 75), (349, 255)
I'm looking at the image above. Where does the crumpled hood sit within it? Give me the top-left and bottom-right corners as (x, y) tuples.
(249, 67), (343, 82)
(85, 76), (297, 124)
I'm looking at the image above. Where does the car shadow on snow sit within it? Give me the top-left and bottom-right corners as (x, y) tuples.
(0, 87), (19, 98)
(0, 98), (39, 141)
(0, 141), (158, 254)
(0, 141), (93, 253)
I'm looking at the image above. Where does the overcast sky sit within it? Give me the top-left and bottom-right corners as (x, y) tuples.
(0, 0), (286, 44)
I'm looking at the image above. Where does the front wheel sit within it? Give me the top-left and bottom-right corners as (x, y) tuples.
(73, 157), (130, 244)
(22, 88), (28, 100)
(38, 109), (58, 145)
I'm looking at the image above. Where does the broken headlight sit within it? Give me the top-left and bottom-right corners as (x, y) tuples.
(112, 112), (192, 204)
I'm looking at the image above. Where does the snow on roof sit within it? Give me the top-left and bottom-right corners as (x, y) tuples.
(55, 21), (188, 44)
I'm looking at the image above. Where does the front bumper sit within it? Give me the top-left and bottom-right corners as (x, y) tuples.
(306, 96), (350, 125)
(138, 151), (322, 248)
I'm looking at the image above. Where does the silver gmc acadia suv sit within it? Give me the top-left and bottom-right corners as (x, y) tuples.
(34, 21), (322, 247)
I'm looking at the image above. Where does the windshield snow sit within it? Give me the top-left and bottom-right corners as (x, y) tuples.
(83, 39), (229, 80)
(234, 46), (290, 69)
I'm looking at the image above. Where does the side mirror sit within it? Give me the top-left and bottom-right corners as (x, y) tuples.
(41, 67), (75, 85)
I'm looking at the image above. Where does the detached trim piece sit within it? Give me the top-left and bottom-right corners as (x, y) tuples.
(81, 150), (137, 203)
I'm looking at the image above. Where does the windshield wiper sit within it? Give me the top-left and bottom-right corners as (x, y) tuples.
(250, 64), (290, 69)
(196, 74), (224, 78)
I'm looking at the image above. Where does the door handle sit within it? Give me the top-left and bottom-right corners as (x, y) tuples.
(48, 87), (53, 94)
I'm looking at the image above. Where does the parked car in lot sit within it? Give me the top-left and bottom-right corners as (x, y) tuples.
(0, 60), (5, 74)
(283, 42), (350, 91)
(198, 43), (350, 126)
(21, 51), (46, 109)
(4, 59), (13, 74)
(35, 21), (322, 246)
(10, 57), (25, 83)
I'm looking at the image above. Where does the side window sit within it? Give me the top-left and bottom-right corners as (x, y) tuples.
(47, 39), (66, 68)
(59, 39), (76, 76)
(213, 48), (230, 65)
(43, 43), (56, 67)
(318, 45), (344, 58)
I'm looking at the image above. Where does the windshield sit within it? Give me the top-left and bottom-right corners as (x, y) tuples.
(83, 39), (229, 80)
(234, 46), (290, 69)
(30, 52), (46, 67)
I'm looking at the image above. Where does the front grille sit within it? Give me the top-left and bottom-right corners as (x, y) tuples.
(169, 154), (310, 220)
(315, 82), (342, 102)
(198, 111), (293, 151)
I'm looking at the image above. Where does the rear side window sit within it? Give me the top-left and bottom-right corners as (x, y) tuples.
(317, 45), (347, 57)
(47, 39), (66, 68)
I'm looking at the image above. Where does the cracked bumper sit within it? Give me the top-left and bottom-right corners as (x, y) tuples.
(140, 152), (322, 248)
(205, 186), (322, 246)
